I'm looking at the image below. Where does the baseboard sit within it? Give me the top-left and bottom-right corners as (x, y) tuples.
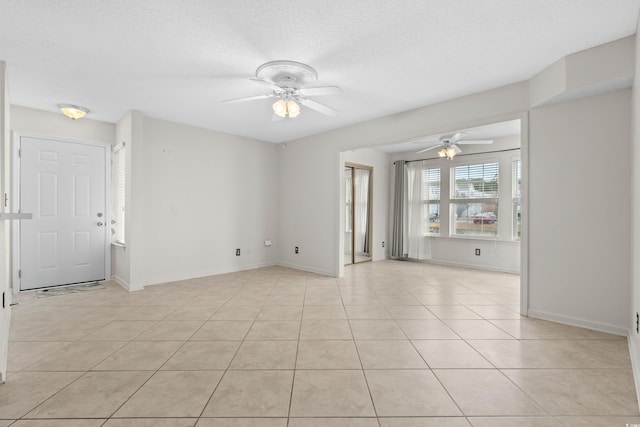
(110, 275), (130, 291)
(527, 308), (628, 336)
(276, 261), (334, 277)
(629, 335), (640, 410)
(405, 258), (520, 275)
(139, 261), (278, 288)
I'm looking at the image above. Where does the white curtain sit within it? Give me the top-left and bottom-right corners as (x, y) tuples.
(354, 168), (370, 255)
(403, 161), (431, 260)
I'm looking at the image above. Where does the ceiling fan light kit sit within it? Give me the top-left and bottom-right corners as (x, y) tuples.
(414, 132), (493, 159)
(224, 60), (342, 119)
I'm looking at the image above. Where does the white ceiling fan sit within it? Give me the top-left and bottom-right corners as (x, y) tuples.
(413, 132), (493, 159)
(223, 60), (343, 120)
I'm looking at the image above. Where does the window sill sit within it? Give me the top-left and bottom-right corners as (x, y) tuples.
(423, 235), (519, 244)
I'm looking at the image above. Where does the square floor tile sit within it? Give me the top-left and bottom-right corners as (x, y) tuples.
(296, 340), (361, 369)
(7, 341), (71, 372)
(26, 371), (153, 418)
(443, 320), (515, 340)
(435, 369), (546, 416)
(349, 320), (405, 339)
(467, 340), (558, 368)
(257, 306), (303, 320)
(104, 419), (197, 427)
(115, 370), (223, 417)
(212, 305), (263, 320)
(302, 306), (347, 320)
(0, 371), (82, 418)
(300, 320), (353, 340)
(396, 320), (460, 339)
(356, 340), (426, 369)
(202, 370), (294, 417)
(365, 369), (461, 416)
(165, 304), (221, 320)
(412, 340), (493, 368)
(385, 306), (437, 319)
(289, 419), (379, 427)
(93, 341), (183, 370)
(23, 341), (125, 371)
(135, 321), (204, 340)
(467, 417), (560, 427)
(502, 369), (635, 415)
(230, 340), (297, 369)
(81, 320), (157, 341)
(290, 370), (375, 416)
(345, 305), (391, 319)
(427, 305), (483, 319)
(161, 341), (240, 370)
(196, 419), (287, 427)
(379, 418), (471, 427)
(191, 321), (252, 340)
(245, 321), (300, 340)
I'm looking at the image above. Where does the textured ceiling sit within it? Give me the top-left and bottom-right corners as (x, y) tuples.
(1, 0), (638, 143)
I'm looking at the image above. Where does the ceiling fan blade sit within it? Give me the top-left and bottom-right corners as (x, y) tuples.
(416, 145), (442, 154)
(452, 144), (462, 154)
(297, 86), (343, 96)
(222, 94), (275, 104)
(298, 97), (339, 116)
(250, 78), (283, 92)
(449, 132), (466, 143)
(456, 139), (494, 145)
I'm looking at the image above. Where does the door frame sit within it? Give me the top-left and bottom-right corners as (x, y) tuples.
(11, 133), (112, 293)
(344, 162), (373, 265)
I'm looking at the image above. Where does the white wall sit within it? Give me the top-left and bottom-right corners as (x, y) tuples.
(630, 16), (640, 405)
(342, 148), (390, 272)
(0, 62), (11, 381)
(134, 117), (279, 287)
(10, 105), (115, 146)
(528, 89), (631, 334)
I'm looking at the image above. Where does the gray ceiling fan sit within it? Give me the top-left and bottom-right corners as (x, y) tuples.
(223, 60), (343, 120)
(413, 132), (493, 158)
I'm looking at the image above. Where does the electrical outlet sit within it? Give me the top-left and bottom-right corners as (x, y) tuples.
(382, 241), (385, 247)
(236, 248), (240, 256)
(295, 246), (299, 254)
(475, 248), (481, 256)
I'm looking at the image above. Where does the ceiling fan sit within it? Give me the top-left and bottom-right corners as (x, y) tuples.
(223, 60), (343, 120)
(413, 132), (493, 159)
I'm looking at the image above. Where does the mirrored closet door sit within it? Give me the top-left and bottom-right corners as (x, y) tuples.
(345, 163), (372, 265)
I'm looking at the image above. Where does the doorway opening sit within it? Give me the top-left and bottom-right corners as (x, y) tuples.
(345, 163), (373, 265)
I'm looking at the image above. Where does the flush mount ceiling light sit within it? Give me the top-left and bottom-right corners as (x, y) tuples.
(57, 104), (89, 120)
(223, 60), (342, 120)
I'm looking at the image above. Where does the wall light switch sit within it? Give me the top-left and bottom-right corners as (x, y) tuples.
(264, 240), (272, 247)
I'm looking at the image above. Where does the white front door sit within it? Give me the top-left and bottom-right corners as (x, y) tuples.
(19, 137), (107, 291)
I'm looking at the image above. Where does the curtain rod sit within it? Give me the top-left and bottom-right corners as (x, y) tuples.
(393, 147), (520, 164)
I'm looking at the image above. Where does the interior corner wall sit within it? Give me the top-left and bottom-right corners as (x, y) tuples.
(528, 89), (631, 335)
(111, 112), (134, 289)
(343, 148), (391, 263)
(134, 117), (279, 287)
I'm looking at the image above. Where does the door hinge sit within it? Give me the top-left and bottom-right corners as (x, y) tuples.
(2, 292), (4, 309)
(18, 148), (20, 157)
(3, 193), (7, 208)
(18, 270), (21, 278)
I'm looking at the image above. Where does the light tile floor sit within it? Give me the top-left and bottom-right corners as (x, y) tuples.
(1, 260), (639, 426)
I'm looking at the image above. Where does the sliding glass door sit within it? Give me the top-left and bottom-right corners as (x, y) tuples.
(345, 164), (372, 265)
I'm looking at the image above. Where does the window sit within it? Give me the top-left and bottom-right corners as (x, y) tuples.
(450, 162), (499, 238)
(422, 168), (441, 235)
(512, 159), (521, 240)
(113, 143), (126, 244)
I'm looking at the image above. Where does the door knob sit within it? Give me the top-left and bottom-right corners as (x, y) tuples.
(97, 221), (103, 226)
